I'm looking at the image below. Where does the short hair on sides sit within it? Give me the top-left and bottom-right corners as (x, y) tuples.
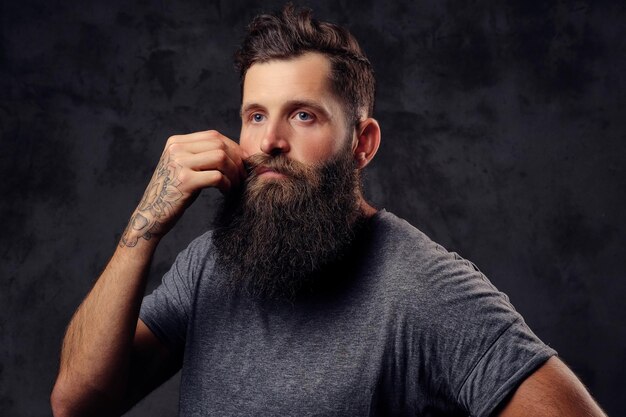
(234, 3), (375, 127)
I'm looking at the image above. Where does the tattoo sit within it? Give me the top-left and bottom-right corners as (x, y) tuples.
(120, 154), (184, 247)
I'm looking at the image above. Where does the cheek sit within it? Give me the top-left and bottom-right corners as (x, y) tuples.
(296, 142), (336, 163)
(295, 130), (349, 164)
(238, 130), (258, 159)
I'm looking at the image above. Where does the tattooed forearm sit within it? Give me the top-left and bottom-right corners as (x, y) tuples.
(120, 213), (160, 247)
(120, 154), (184, 247)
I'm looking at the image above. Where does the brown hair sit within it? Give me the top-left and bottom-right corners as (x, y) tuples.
(234, 4), (375, 126)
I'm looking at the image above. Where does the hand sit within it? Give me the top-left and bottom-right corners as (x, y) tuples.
(120, 130), (246, 247)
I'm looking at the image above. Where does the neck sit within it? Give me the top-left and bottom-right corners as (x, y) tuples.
(358, 195), (378, 218)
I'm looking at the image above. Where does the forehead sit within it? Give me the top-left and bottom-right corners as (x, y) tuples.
(242, 52), (338, 110)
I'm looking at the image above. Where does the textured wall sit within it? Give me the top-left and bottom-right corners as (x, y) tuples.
(1, 0), (624, 416)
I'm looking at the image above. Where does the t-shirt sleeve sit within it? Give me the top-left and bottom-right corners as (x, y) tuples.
(409, 244), (557, 416)
(458, 316), (557, 416)
(139, 231), (214, 354)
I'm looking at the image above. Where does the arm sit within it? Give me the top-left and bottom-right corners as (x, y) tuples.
(496, 356), (607, 417)
(51, 131), (245, 417)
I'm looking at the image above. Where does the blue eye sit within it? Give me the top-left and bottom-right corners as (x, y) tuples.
(252, 113), (264, 122)
(296, 112), (313, 121)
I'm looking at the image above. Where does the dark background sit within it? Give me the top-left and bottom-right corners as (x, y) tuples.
(1, 0), (624, 416)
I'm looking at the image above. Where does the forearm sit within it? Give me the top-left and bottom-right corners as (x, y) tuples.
(52, 234), (160, 416)
(52, 131), (245, 416)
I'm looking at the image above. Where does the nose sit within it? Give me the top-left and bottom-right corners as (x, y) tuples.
(260, 121), (290, 156)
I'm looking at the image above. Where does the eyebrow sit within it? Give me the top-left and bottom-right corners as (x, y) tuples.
(240, 99), (333, 120)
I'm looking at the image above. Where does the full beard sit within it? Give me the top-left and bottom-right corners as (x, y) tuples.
(212, 145), (365, 301)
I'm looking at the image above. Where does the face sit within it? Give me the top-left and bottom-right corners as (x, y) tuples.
(214, 54), (367, 300)
(239, 52), (353, 168)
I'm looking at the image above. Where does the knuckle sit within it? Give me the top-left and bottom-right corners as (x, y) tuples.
(216, 140), (228, 151)
(167, 142), (182, 154)
(214, 149), (228, 163)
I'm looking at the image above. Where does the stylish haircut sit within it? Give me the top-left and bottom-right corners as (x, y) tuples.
(235, 4), (375, 126)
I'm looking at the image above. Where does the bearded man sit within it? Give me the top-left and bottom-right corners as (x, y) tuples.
(52, 5), (607, 417)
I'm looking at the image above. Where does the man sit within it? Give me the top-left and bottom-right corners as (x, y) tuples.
(51, 5), (607, 417)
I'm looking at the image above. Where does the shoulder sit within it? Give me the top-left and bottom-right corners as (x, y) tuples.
(368, 210), (441, 253)
(367, 210), (489, 287)
(366, 210), (451, 277)
(365, 210), (517, 321)
(167, 230), (217, 283)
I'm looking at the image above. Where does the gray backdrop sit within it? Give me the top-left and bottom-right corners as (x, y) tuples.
(1, 0), (624, 416)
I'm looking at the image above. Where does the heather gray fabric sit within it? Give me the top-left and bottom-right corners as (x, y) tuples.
(140, 210), (556, 416)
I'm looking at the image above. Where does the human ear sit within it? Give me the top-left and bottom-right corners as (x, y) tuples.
(351, 118), (381, 169)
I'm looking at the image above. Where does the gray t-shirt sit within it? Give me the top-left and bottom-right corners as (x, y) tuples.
(140, 210), (556, 416)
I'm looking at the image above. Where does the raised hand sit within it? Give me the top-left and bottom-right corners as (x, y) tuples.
(120, 130), (246, 247)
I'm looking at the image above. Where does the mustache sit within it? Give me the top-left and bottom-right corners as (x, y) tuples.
(243, 153), (314, 182)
